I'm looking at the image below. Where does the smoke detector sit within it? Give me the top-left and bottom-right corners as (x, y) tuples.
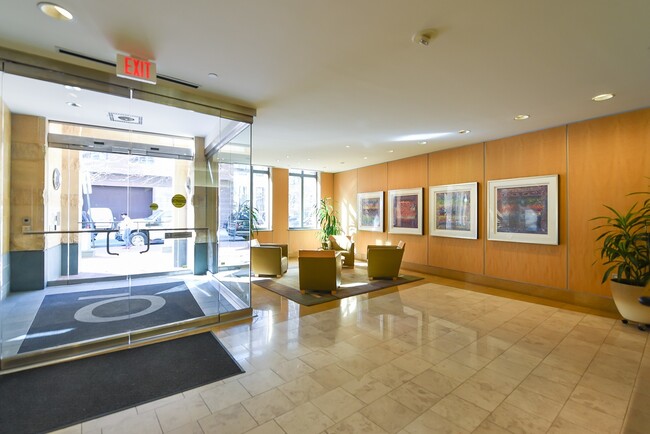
(412, 28), (438, 46)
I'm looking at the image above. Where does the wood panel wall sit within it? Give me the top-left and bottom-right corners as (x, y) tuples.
(485, 127), (568, 289)
(354, 164), (388, 257)
(568, 108), (650, 296)
(330, 107), (650, 304)
(428, 143), (484, 274)
(386, 155), (428, 265)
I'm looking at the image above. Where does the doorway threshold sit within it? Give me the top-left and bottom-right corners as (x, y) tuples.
(47, 269), (193, 287)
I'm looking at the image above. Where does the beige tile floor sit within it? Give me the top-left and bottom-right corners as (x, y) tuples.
(50, 276), (650, 434)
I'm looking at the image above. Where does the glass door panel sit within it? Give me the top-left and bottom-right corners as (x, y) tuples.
(209, 124), (252, 311)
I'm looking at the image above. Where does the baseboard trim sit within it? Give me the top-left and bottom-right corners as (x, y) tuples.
(400, 261), (618, 315)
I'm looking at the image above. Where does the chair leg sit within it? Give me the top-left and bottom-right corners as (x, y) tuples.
(300, 289), (306, 294)
(331, 289), (337, 295)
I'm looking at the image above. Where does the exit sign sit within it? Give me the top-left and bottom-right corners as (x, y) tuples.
(116, 54), (157, 84)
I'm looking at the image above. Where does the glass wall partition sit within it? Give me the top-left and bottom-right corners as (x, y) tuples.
(0, 61), (253, 371)
(206, 124), (252, 313)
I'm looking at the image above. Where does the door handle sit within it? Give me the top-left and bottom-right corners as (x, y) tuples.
(140, 232), (151, 254)
(107, 230), (119, 256)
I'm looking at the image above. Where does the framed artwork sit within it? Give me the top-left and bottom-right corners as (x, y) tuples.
(388, 188), (423, 235)
(487, 175), (559, 245)
(429, 182), (478, 239)
(357, 191), (384, 232)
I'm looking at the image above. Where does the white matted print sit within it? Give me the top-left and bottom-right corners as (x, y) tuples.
(429, 182), (478, 239)
(487, 174), (559, 245)
(357, 191), (384, 232)
(388, 188), (423, 235)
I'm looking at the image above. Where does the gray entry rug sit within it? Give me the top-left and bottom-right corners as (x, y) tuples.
(19, 281), (206, 353)
(254, 265), (422, 306)
(1, 332), (244, 434)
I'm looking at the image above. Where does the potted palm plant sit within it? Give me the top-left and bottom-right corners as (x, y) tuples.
(592, 186), (649, 329)
(316, 197), (341, 249)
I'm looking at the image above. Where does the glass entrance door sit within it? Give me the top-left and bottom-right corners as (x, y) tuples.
(0, 68), (252, 371)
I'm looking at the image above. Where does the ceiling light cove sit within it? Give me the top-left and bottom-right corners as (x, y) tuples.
(395, 132), (450, 142)
(592, 93), (615, 102)
(38, 2), (73, 20)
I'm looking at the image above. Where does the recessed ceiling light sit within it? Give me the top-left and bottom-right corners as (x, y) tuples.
(458, 129), (471, 134)
(363, 157), (368, 160)
(592, 93), (615, 102)
(388, 150), (394, 153)
(207, 72), (219, 79)
(345, 145), (350, 148)
(64, 85), (81, 91)
(66, 101), (80, 108)
(419, 141), (427, 145)
(38, 2), (73, 20)
(514, 114), (530, 121)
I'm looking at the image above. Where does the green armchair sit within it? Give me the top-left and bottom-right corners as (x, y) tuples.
(366, 242), (405, 280)
(251, 241), (288, 277)
(328, 235), (355, 267)
(298, 249), (342, 295)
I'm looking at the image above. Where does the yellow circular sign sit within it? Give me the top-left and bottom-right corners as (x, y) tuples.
(149, 202), (159, 211)
(171, 194), (187, 209)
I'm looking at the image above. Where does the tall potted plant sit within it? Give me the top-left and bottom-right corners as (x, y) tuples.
(592, 186), (650, 328)
(316, 197), (341, 249)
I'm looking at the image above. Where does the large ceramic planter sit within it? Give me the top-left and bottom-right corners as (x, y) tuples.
(610, 280), (650, 325)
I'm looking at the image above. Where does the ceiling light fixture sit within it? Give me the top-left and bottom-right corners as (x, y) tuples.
(207, 72), (219, 79)
(64, 85), (81, 91)
(66, 101), (80, 108)
(412, 28), (438, 46)
(458, 129), (471, 134)
(419, 141), (427, 145)
(592, 93), (615, 102)
(388, 150), (394, 153)
(514, 114), (530, 121)
(38, 2), (73, 20)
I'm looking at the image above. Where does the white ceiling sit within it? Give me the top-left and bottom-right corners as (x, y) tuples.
(1, 0), (649, 172)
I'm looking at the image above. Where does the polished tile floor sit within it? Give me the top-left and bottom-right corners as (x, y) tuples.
(50, 272), (649, 434)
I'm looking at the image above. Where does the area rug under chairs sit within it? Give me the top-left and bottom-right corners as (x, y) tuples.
(19, 281), (206, 353)
(254, 265), (422, 306)
(0, 332), (244, 434)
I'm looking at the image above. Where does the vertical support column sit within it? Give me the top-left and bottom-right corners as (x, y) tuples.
(193, 137), (209, 274)
(1, 100), (12, 299)
(60, 149), (80, 276)
(10, 114), (46, 291)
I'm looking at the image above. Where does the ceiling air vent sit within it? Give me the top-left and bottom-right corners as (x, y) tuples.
(109, 112), (143, 125)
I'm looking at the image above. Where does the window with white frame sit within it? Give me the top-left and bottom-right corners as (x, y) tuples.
(288, 169), (318, 229)
(252, 166), (271, 230)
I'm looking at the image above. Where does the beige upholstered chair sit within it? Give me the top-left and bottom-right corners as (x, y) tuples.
(328, 235), (355, 267)
(251, 240), (288, 277)
(366, 241), (405, 280)
(298, 249), (342, 295)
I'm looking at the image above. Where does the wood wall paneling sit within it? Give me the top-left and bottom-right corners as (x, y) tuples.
(386, 155), (428, 265)
(288, 230), (320, 257)
(333, 170), (357, 237)
(484, 127), (568, 289)
(427, 144), (485, 274)
(357, 163), (387, 193)
(355, 164), (388, 255)
(271, 168), (289, 244)
(567, 108), (650, 296)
